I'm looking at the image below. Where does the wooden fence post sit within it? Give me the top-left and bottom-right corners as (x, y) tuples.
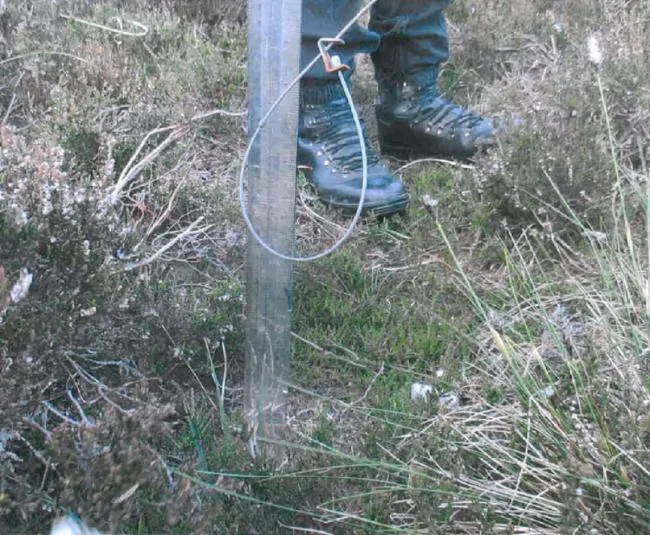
(244, 0), (302, 459)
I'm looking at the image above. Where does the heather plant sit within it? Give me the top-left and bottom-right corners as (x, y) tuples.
(0, 124), (118, 233)
(1, 2), (248, 530)
(445, 0), (650, 236)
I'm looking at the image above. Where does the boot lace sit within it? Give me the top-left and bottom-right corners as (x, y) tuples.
(411, 84), (485, 133)
(315, 100), (381, 172)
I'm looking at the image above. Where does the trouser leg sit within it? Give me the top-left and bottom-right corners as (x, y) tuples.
(300, 0), (380, 83)
(369, 0), (452, 88)
(300, 0), (452, 84)
(367, 2), (496, 160)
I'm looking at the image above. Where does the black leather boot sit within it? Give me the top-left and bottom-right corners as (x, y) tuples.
(376, 71), (495, 160)
(298, 83), (409, 216)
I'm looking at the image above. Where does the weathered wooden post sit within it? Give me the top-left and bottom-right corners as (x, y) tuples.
(244, 0), (302, 458)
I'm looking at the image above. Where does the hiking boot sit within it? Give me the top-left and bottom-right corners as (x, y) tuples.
(376, 72), (495, 160)
(298, 83), (409, 216)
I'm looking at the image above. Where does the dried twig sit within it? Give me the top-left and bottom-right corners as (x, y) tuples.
(21, 417), (52, 441)
(42, 401), (83, 428)
(179, 349), (222, 416)
(353, 363), (384, 405)
(395, 157), (475, 173)
(0, 51), (90, 67)
(67, 390), (96, 428)
(2, 89), (17, 125)
(60, 14), (149, 37)
(108, 108), (245, 204)
(277, 525), (333, 535)
(143, 178), (186, 241)
(109, 125), (189, 204)
(124, 217), (212, 271)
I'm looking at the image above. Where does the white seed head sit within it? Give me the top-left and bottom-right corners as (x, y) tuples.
(410, 382), (433, 401)
(587, 35), (603, 66)
(438, 392), (460, 411)
(422, 194), (439, 208)
(50, 516), (105, 535)
(9, 268), (32, 304)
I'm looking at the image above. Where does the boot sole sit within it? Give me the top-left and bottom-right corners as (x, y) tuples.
(380, 143), (419, 161)
(380, 141), (478, 162)
(323, 194), (410, 217)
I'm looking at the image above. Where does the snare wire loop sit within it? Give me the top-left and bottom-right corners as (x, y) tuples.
(239, 1), (379, 262)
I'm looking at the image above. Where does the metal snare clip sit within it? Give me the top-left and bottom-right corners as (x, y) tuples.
(317, 37), (350, 73)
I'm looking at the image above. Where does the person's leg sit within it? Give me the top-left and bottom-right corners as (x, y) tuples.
(370, 0), (495, 159)
(298, 0), (408, 216)
(300, 1), (378, 82)
(370, 0), (451, 86)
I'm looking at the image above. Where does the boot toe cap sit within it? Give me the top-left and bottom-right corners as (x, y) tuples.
(333, 170), (409, 215)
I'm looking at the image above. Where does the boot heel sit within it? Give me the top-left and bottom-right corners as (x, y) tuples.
(380, 143), (414, 160)
(377, 121), (416, 160)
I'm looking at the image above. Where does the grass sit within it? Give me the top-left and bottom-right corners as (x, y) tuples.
(2, 0), (650, 533)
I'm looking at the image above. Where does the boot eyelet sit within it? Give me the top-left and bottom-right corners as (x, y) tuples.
(324, 160), (330, 166)
(437, 129), (443, 135)
(425, 126), (431, 133)
(317, 151), (323, 156)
